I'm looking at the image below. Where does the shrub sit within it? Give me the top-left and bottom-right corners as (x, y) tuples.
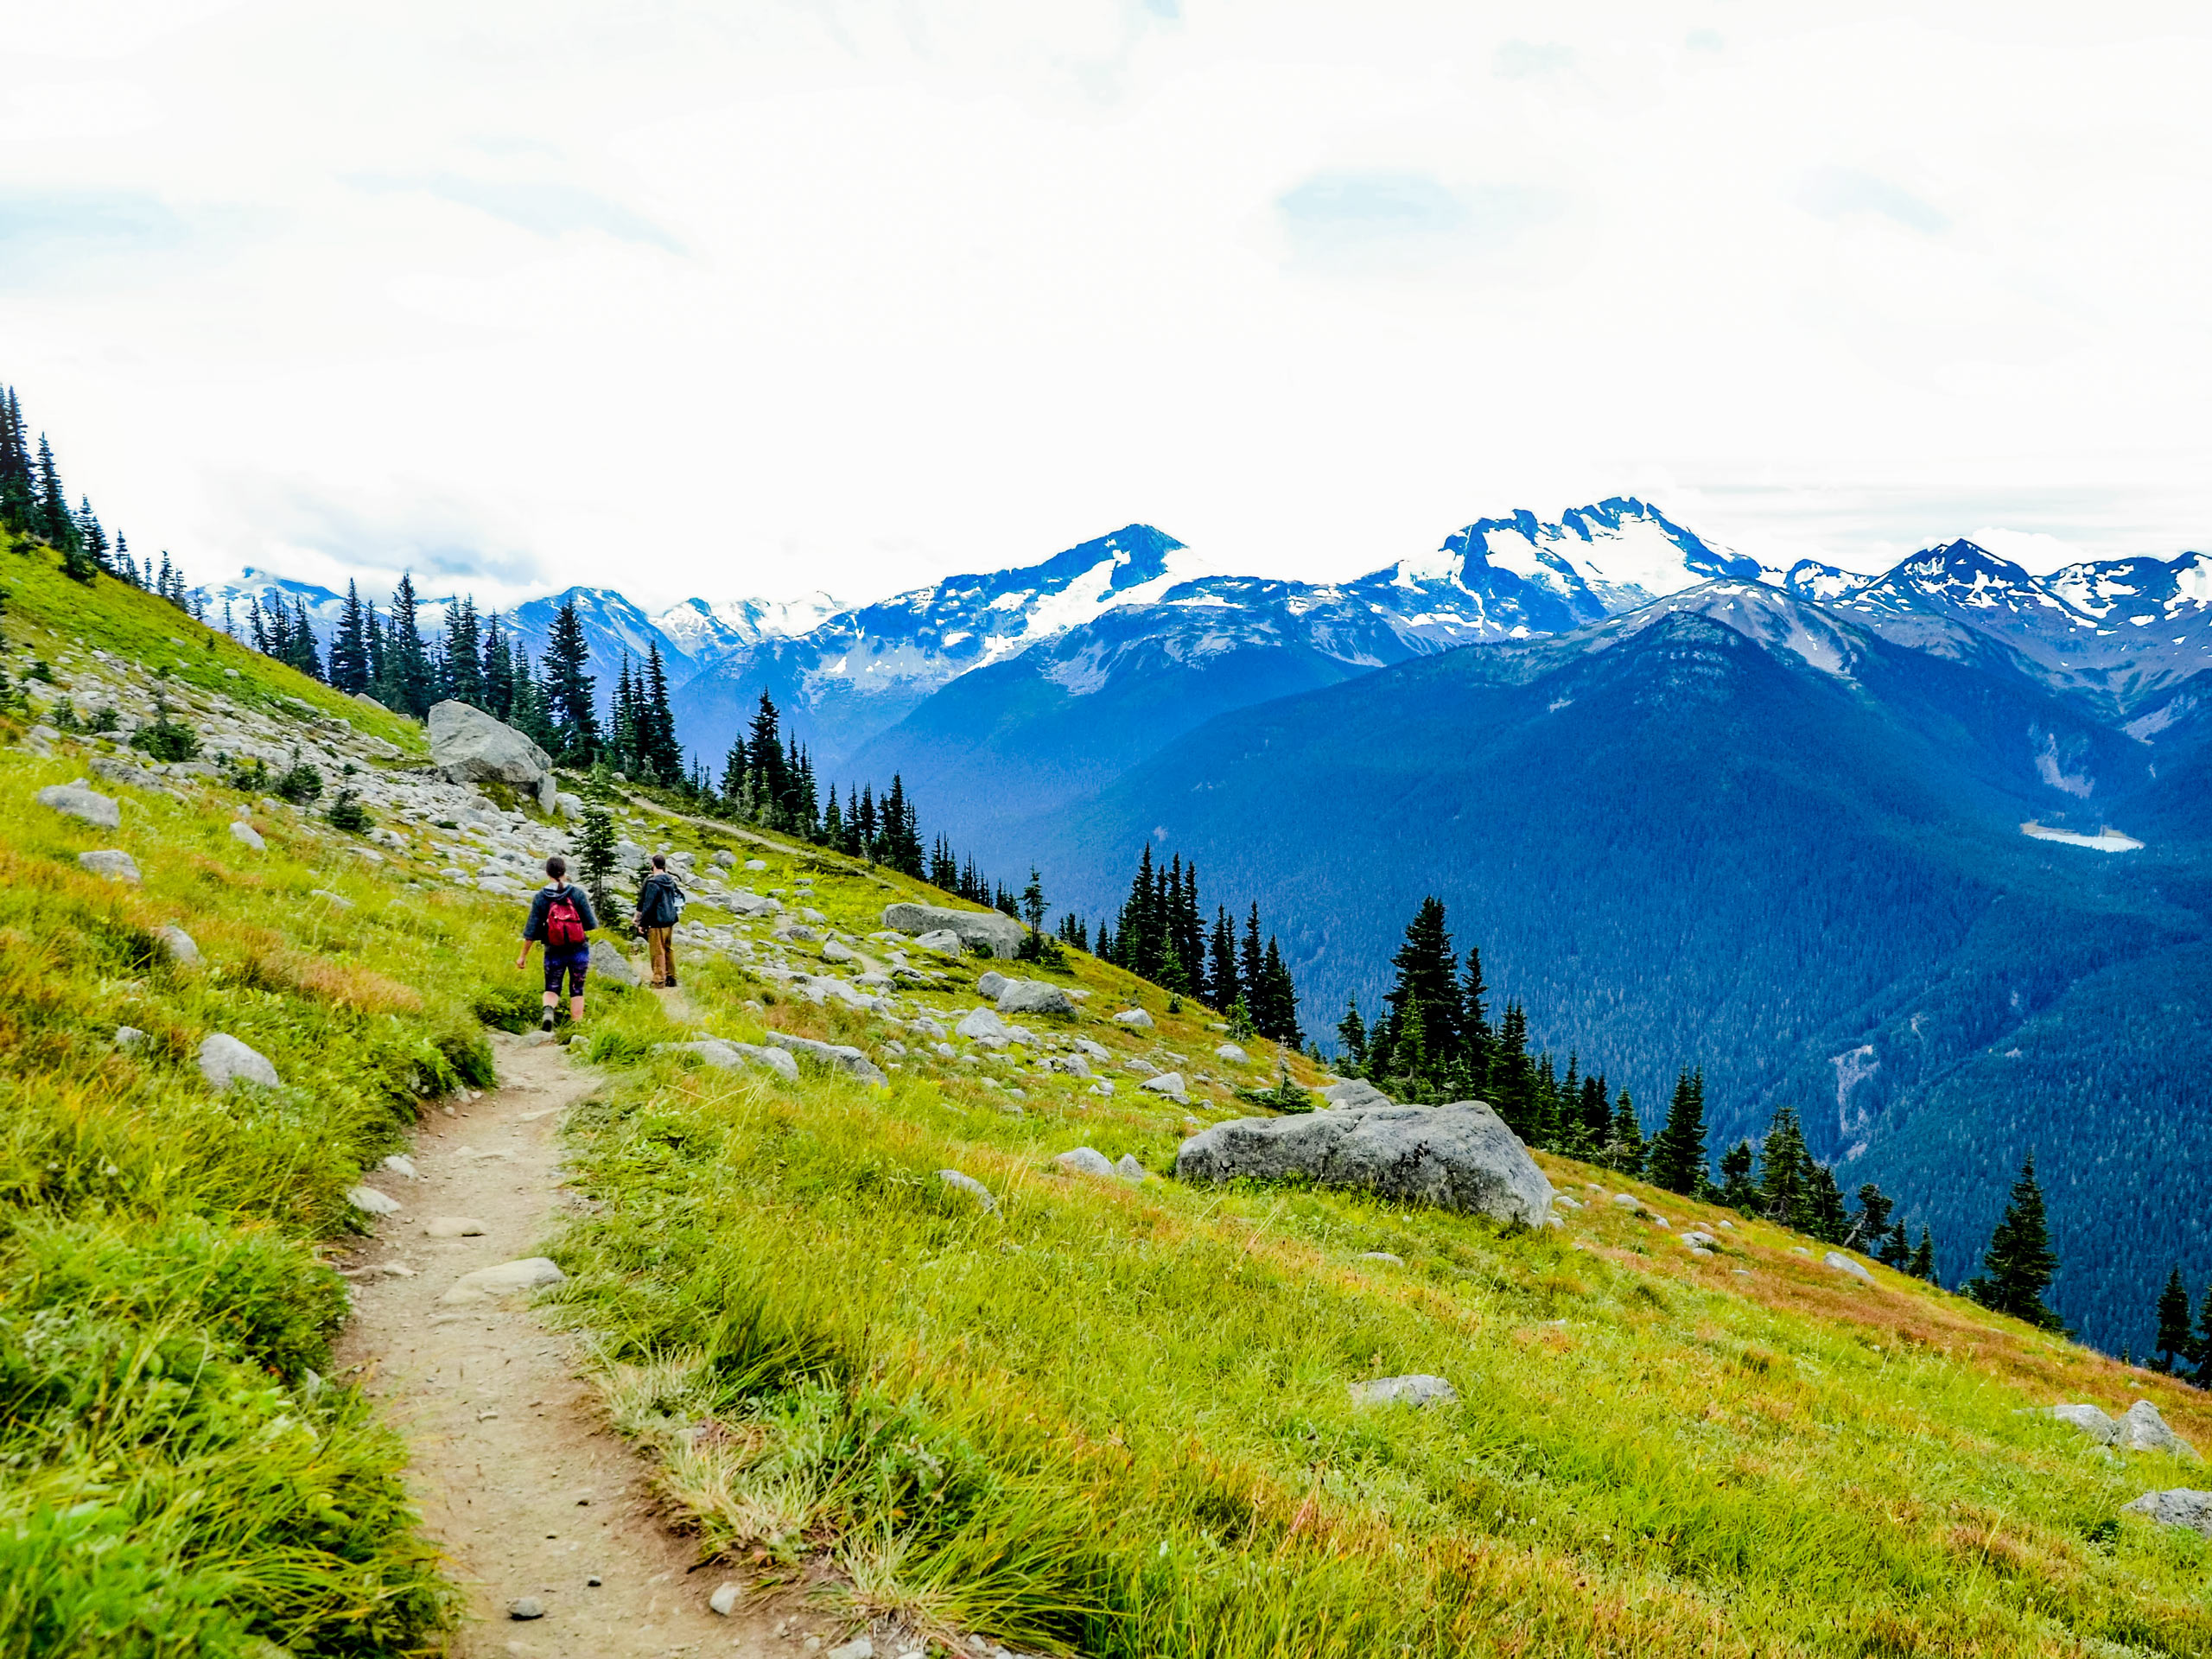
(129, 697), (200, 762)
(327, 788), (373, 834)
(274, 753), (323, 805)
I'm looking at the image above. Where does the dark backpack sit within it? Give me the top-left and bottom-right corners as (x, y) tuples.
(545, 888), (587, 951)
(643, 873), (682, 929)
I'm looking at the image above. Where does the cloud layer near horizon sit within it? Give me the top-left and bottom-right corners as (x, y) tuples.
(7, 2), (2212, 606)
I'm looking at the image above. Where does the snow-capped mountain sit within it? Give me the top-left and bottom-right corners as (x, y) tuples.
(652, 591), (843, 669)
(192, 569), (352, 639)
(671, 524), (1215, 768)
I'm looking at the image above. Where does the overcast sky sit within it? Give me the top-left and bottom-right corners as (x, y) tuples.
(9, 1), (2212, 608)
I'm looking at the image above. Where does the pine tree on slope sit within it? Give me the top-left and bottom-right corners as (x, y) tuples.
(1646, 1069), (1709, 1198)
(1967, 1154), (2065, 1332)
(2156, 1268), (2195, 1374)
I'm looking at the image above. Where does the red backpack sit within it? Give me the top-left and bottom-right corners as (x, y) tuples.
(545, 888), (587, 951)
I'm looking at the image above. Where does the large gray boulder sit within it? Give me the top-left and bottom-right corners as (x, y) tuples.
(764, 1031), (888, 1086)
(658, 1038), (800, 1083)
(2050, 1402), (2119, 1446)
(428, 701), (554, 787)
(1175, 1101), (1554, 1225)
(997, 977), (1076, 1017)
(2119, 1401), (2200, 1459)
(2123, 1489), (2212, 1535)
(880, 901), (1026, 959)
(38, 783), (120, 829)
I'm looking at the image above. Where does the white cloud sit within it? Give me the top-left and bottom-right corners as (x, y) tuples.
(4, 1), (2212, 610)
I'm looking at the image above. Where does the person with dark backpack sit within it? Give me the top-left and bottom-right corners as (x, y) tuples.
(633, 852), (684, 989)
(516, 855), (599, 1032)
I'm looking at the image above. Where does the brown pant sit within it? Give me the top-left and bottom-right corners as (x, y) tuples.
(645, 926), (675, 986)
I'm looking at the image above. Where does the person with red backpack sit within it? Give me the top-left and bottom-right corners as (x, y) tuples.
(516, 855), (600, 1032)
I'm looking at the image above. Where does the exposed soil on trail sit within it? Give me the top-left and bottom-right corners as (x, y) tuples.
(332, 1021), (787, 1658)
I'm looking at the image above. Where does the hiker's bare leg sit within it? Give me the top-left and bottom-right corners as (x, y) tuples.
(570, 994), (586, 1024)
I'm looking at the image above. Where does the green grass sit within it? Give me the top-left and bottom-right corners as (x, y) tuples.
(540, 860), (2212, 1658)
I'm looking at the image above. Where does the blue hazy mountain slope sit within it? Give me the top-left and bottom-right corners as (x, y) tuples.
(1001, 594), (2199, 1351)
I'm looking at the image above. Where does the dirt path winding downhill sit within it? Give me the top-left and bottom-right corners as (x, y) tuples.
(334, 1025), (781, 1658)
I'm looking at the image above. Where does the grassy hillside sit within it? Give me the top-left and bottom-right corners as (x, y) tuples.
(3, 537), (2208, 1656)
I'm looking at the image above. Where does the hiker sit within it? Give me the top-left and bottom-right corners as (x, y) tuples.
(516, 855), (598, 1032)
(634, 852), (684, 988)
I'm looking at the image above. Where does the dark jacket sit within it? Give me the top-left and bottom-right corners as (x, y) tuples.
(636, 871), (683, 930)
(524, 882), (598, 946)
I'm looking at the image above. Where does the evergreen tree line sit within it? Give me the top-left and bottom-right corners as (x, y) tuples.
(0, 383), (199, 612)
(2151, 1265), (2212, 1385)
(1078, 845), (1303, 1045)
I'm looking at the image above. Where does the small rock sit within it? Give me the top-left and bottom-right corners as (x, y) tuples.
(709, 1582), (742, 1616)
(976, 971), (1009, 998)
(955, 1007), (1011, 1046)
(588, 938), (640, 988)
(198, 1033), (279, 1090)
(1681, 1230), (1719, 1250)
(1115, 1153), (1148, 1184)
(825, 1638), (874, 1659)
(1554, 1194), (1583, 1211)
(763, 1031), (887, 1085)
(78, 849), (141, 884)
(36, 783), (120, 829)
(938, 1169), (999, 1214)
(1350, 1374), (1458, 1408)
(347, 1185), (403, 1216)
(2121, 1488), (2212, 1535)
(156, 925), (199, 964)
(1319, 1078), (1393, 1110)
(1358, 1251), (1404, 1266)
(1823, 1250), (1873, 1282)
(425, 1217), (486, 1237)
(2051, 1403), (2120, 1445)
(1055, 1147), (1116, 1179)
(912, 928), (963, 954)
(229, 819), (266, 852)
(1112, 1007), (1155, 1029)
(440, 1256), (567, 1304)
(114, 1026), (147, 1049)
(508, 1597), (545, 1620)
(998, 977), (1076, 1017)
(310, 888), (354, 908)
(1138, 1071), (1188, 1101)
(745, 858), (767, 871)
(2119, 1400), (2200, 1459)
(383, 1154), (418, 1179)
(821, 938), (858, 963)
(1611, 1192), (1639, 1210)
(1214, 1042), (1249, 1064)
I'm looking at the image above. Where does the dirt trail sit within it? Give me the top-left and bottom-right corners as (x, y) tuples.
(334, 1023), (782, 1658)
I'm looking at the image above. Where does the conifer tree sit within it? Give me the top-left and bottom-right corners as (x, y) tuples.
(330, 580), (371, 693)
(543, 599), (599, 761)
(1758, 1106), (1814, 1230)
(1578, 1072), (1611, 1159)
(385, 574), (435, 715)
(481, 611), (514, 720)
(1488, 1003), (1536, 1133)
(2196, 1282), (2212, 1376)
(444, 596), (486, 709)
(1375, 898), (1465, 1094)
(1254, 937), (1302, 1046)
(1908, 1227), (1937, 1283)
(1967, 1154), (2064, 1332)
(1647, 1069), (1709, 1197)
(572, 798), (620, 915)
(1849, 1185), (1897, 1255)
(1336, 996), (1368, 1070)
(1718, 1141), (1758, 1210)
(1604, 1088), (1644, 1178)
(641, 643), (681, 780)
(2157, 1268), (2195, 1373)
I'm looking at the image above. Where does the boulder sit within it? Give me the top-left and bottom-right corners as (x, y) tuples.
(156, 925), (199, 964)
(427, 700), (554, 786)
(37, 783), (120, 829)
(1055, 1147), (1116, 1179)
(1611, 1192), (1640, 1210)
(229, 819), (266, 852)
(1681, 1230), (1719, 1251)
(2051, 1403), (2120, 1445)
(912, 928), (963, 954)
(1215, 1042), (1250, 1064)
(1112, 1007), (1155, 1029)
(440, 1256), (566, 1304)
(938, 1169), (999, 1214)
(998, 977), (1076, 1017)
(744, 858), (767, 872)
(2119, 1401), (2200, 1459)
(347, 1185), (403, 1216)
(956, 1007), (1011, 1047)
(2122, 1489), (2212, 1535)
(1176, 1102), (1554, 1226)
(1824, 1250), (1874, 1283)
(1350, 1374), (1458, 1408)
(198, 1033), (280, 1090)
(821, 938), (858, 963)
(976, 971), (1009, 998)
(1072, 1037), (1110, 1061)
(880, 901), (1026, 959)
(1320, 1078), (1392, 1111)
(1115, 1153), (1148, 1184)
(659, 1038), (802, 1083)
(78, 849), (141, 884)
(764, 1031), (888, 1086)
(588, 938), (640, 988)
(1140, 1071), (1189, 1100)
(554, 791), (584, 822)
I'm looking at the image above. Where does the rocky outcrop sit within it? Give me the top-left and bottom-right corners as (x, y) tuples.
(1175, 1102), (1553, 1225)
(880, 901), (1026, 959)
(37, 783), (119, 829)
(2122, 1489), (2212, 1535)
